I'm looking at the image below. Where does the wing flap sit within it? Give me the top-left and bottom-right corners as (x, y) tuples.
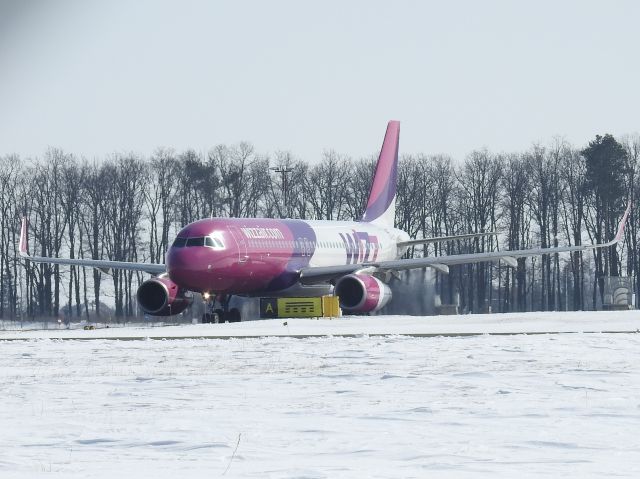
(372, 244), (595, 272)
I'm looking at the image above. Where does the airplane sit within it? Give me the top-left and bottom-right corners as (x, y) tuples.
(19, 121), (631, 322)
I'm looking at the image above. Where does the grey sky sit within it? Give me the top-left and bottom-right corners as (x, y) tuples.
(0, 0), (638, 163)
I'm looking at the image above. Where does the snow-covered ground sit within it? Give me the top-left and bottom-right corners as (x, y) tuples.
(1, 310), (640, 340)
(1, 313), (640, 478)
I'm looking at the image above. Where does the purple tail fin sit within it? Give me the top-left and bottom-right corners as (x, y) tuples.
(361, 121), (400, 226)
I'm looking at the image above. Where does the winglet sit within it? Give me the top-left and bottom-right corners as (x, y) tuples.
(582, 200), (631, 249)
(613, 200), (632, 244)
(19, 217), (29, 258)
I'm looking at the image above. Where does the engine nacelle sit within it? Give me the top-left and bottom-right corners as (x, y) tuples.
(136, 275), (192, 316)
(334, 274), (392, 313)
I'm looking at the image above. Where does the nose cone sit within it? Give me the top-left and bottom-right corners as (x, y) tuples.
(166, 219), (239, 293)
(167, 246), (208, 292)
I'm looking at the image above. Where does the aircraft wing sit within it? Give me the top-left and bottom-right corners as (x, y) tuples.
(397, 231), (497, 248)
(19, 218), (166, 275)
(300, 202), (631, 284)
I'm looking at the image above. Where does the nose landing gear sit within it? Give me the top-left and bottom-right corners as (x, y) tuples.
(202, 294), (242, 323)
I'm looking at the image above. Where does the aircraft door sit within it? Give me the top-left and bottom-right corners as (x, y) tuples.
(227, 225), (249, 265)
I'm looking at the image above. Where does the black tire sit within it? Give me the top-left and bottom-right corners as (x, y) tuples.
(214, 309), (225, 323)
(228, 308), (241, 323)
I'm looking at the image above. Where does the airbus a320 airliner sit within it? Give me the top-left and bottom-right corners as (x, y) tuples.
(19, 121), (630, 322)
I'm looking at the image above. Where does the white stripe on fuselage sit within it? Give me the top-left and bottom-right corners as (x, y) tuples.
(303, 220), (409, 268)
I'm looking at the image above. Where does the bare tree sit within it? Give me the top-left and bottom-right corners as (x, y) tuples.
(501, 153), (531, 311)
(305, 150), (351, 220)
(455, 149), (502, 312)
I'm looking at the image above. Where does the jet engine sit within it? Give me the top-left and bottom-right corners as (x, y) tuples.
(136, 275), (192, 316)
(334, 274), (392, 313)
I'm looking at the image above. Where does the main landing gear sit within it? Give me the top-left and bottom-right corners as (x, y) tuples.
(202, 294), (242, 324)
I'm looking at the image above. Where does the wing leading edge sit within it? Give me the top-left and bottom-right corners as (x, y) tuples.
(397, 231), (497, 248)
(19, 218), (166, 275)
(299, 201), (632, 284)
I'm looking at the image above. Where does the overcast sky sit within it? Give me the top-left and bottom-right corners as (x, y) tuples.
(0, 0), (638, 162)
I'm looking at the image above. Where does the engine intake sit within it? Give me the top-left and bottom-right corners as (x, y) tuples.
(137, 275), (192, 316)
(334, 274), (392, 313)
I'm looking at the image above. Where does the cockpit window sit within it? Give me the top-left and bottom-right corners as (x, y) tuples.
(176, 234), (224, 248)
(186, 237), (205, 247)
(172, 237), (187, 247)
(205, 235), (225, 249)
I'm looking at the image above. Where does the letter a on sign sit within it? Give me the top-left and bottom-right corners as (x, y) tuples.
(260, 298), (278, 318)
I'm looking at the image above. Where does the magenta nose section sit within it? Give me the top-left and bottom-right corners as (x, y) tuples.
(166, 246), (190, 285)
(168, 242), (232, 292)
(166, 219), (241, 293)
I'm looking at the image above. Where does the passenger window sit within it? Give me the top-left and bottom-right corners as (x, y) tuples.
(186, 237), (205, 247)
(173, 237), (187, 248)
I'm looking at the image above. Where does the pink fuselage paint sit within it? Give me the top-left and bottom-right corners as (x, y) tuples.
(166, 217), (407, 295)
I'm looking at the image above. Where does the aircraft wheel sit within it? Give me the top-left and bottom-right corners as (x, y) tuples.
(228, 308), (241, 322)
(213, 309), (225, 323)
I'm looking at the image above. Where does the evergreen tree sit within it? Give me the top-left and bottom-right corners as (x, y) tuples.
(581, 134), (629, 305)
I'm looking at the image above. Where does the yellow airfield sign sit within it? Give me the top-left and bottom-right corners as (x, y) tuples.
(259, 296), (340, 318)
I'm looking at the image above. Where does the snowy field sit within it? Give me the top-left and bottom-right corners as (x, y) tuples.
(1, 310), (640, 340)
(1, 313), (640, 478)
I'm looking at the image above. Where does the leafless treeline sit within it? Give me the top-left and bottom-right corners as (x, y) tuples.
(0, 133), (638, 320)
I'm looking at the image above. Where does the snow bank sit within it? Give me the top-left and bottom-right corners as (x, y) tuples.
(1, 310), (639, 340)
